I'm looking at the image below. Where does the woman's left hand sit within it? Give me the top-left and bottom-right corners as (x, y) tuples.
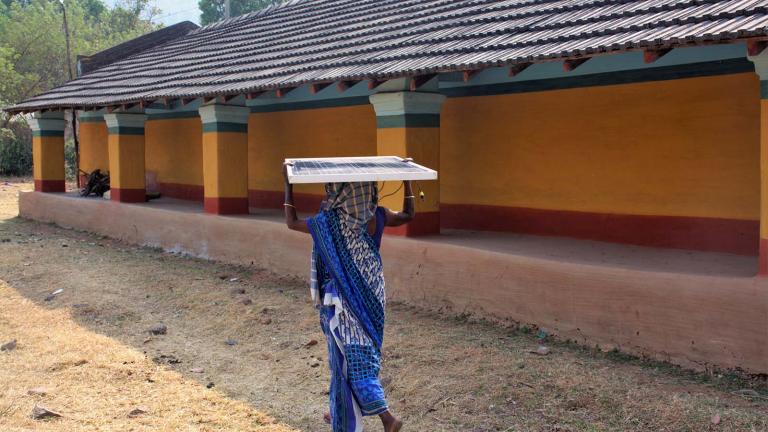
(282, 163), (291, 185)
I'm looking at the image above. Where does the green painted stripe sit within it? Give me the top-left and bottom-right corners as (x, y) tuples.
(441, 58), (753, 98)
(107, 126), (145, 135)
(148, 111), (200, 121)
(202, 122), (247, 133)
(32, 130), (64, 137)
(248, 59), (752, 114)
(249, 96), (370, 113)
(79, 116), (104, 123)
(761, 81), (768, 100)
(376, 114), (440, 128)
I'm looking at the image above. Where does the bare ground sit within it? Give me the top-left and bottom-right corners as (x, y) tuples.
(1, 178), (767, 432)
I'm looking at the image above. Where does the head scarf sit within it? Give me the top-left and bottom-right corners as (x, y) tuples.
(323, 182), (378, 232)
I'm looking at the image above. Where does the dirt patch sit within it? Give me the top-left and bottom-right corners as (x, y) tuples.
(1, 179), (767, 431)
(0, 280), (291, 431)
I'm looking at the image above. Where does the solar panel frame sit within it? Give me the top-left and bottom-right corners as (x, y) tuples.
(285, 156), (438, 184)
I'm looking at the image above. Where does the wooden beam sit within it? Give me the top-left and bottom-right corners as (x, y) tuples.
(748, 40), (768, 57)
(245, 91), (265, 100)
(337, 80), (361, 92)
(276, 87), (296, 98)
(181, 97), (195, 106)
(367, 79), (385, 90)
(310, 82), (332, 94)
(563, 57), (590, 72)
(409, 74), (437, 91)
(222, 94), (237, 103)
(508, 63), (532, 77)
(462, 69), (482, 82)
(643, 48), (672, 64)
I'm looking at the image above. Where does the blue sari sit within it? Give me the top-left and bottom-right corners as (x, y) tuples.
(308, 205), (388, 431)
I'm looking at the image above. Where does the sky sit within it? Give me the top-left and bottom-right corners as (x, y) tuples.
(103, 0), (202, 26)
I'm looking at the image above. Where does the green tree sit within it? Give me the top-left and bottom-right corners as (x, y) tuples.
(0, 0), (161, 175)
(0, 0), (160, 107)
(198, 0), (281, 26)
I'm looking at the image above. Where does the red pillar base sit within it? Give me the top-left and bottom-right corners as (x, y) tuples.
(34, 179), (65, 193)
(759, 238), (768, 276)
(385, 211), (440, 237)
(204, 197), (249, 215)
(111, 188), (146, 203)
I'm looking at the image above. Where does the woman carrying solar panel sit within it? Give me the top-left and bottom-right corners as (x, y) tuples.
(282, 164), (414, 432)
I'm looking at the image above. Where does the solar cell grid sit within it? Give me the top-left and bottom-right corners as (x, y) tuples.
(285, 156), (437, 184)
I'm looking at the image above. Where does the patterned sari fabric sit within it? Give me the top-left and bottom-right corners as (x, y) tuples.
(307, 182), (388, 432)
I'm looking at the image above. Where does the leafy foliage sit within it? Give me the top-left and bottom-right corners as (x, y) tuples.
(0, 0), (160, 176)
(0, 0), (161, 108)
(198, 0), (281, 26)
(0, 118), (31, 176)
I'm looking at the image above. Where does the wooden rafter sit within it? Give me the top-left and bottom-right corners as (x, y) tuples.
(367, 79), (385, 90)
(245, 91), (265, 100)
(310, 82), (332, 94)
(748, 40), (768, 57)
(276, 87), (296, 98)
(409, 74), (437, 91)
(337, 80), (361, 92)
(563, 57), (590, 72)
(462, 69), (481, 82)
(508, 63), (532, 77)
(643, 48), (672, 64)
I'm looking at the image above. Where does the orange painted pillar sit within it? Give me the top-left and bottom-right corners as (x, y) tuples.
(198, 104), (250, 214)
(750, 51), (768, 274)
(104, 112), (147, 203)
(28, 112), (66, 193)
(369, 92), (446, 236)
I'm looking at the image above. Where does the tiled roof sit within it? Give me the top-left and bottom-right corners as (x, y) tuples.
(76, 21), (199, 75)
(8, 0), (768, 112)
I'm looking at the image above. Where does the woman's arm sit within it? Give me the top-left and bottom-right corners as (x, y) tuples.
(283, 164), (310, 234)
(384, 181), (416, 227)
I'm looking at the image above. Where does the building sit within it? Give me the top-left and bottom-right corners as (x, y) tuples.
(7, 0), (768, 373)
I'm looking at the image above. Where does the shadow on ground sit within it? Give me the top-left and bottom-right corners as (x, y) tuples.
(1, 209), (768, 431)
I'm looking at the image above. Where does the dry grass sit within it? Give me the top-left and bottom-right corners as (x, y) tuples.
(1, 178), (767, 431)
(0, 281), (294, 431)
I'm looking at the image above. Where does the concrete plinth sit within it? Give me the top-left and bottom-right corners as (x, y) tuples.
(18, 191), (768, 373)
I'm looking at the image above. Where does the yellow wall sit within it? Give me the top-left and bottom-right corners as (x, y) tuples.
(441, 72), (761, 220)
(79, 121), (108, 173)
(248, 104), (377, 196)
(145, 118), (203, 186)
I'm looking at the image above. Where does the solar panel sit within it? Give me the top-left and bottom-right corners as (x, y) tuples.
(285, 156), (437, 184)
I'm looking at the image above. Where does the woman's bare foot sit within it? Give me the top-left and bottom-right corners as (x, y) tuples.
(379, 410), (403, 432)
(323, 412), (331, 424)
